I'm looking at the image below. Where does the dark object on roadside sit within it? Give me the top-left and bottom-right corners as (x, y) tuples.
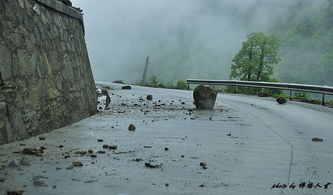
(146, 95), (153, 101)
(122, 85), (131, 90)
(164, 147), (169, 151)
(57, 0), (72, 6)
(312, 137), (323, 142)
(97, 139), (103, 142)
(200, 162), (208, 169)
(72, 161), (83, 167)
(165, 183), (169, 187)
(257, 91), (268, 97)
(193, 85), (217, 109)
(39, 136), (45, 140)
(145, 162), (161, 168)
(102, 144), (109, 149)
(22, 148), (43, 156)
(113, 80), (125, 84)
(276, 97), (287, 104)
(105, 92), (111, 110)
(128, 124), (136, 131)
(108, 145), (118, 150)
(7, 190), (24, 195)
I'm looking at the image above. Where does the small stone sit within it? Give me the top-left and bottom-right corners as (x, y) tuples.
(58, 145), (64, 148)
(97, 150), (106, 154)
(121, 85), (131, 90)
(108, 145), (118, 150)
(39, 137), (46, 140)
(6, 190), (24, 195)
(75, 150), (87, 155)
(199, 184), (205, 187)
(312, 137), (323, 142)
(0, 178), (5, 182)
(133, 158), (143, 162)
(164, 147), (169, 151)
(181, 155), (184, 158)
(145, 162), (161, 168)
(88, 149), (94, 154)
(257, 91), (267, 97)
(72, 161), (83, 167)
(33, 176), (48, 187)
(128, 124), (136, 131)
(226, 133), (231, 136)
(103, 144), (109, 149)
(276, 97), (287, 104)
(90, 154), (97, 158)
(202, 166), (208, 169)
(97, 139), (103, 142)
(146, 95), (153, 101)
(200, 162), (207, 167)
(165, 183), (169, 187)
(181, 102), (185, 104)
(22, 148), (38, 155)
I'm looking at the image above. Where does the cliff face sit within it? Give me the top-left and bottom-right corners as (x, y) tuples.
(0, 0), (97, 144)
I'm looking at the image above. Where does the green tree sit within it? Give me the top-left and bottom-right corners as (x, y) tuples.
(230, 32), (281, 81)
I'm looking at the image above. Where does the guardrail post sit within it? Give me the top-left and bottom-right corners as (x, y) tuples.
(289, 90), (293, 100)
(322, 94), (325, 106)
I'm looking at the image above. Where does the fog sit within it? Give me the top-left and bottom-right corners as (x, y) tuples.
(70, 0), (325, 84)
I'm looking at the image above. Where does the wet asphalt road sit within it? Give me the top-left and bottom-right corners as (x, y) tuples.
(0, 83), (333, 195)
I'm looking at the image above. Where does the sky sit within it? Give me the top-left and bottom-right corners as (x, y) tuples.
(70, 0), (325, 83)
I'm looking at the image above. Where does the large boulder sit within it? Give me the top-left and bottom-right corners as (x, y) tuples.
(193, 85), (217, 110)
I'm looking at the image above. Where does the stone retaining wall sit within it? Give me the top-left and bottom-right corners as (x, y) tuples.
(0, 0), (97, 144)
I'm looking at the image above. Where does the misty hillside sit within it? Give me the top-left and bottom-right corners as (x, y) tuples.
(273, 0), (333, 85)
(73, 0), (332, 86)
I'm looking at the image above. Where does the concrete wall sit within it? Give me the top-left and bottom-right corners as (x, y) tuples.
(0, 0), (97, 144)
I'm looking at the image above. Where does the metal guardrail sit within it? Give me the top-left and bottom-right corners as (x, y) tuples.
(186, 79), (333, 106)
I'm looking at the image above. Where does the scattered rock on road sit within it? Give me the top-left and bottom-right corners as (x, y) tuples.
(200, 162), (208, 169)
(128, 124), (136, 131)
(146, 95), (153, 101)
(276, 97), (287, 104)
(312, 137), (323, 142)
(193, 85), (217, 110)
(257, 91), (268, 97)
(145, 162), (161, 168)
(108, 145), (118, 150)
(103, 144), (109, 149)
(39, 136), (46, 140)
(7, 190), (24, 195)
(72, 161), (83, 167)
(122, 85), (131, 90)
(97, 139), (103, 142)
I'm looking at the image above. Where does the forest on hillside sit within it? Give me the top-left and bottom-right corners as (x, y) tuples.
(273, 0), (333, 85)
